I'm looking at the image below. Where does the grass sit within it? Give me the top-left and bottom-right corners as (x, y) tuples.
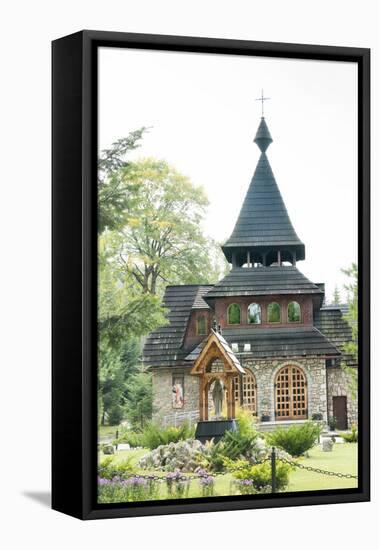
(98, 424), (121, 441)
(287, 442), (358, 492)
(98, 442), (358, 502)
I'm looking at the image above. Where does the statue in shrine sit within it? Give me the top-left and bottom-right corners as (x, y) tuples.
(212, 379), (224, 419)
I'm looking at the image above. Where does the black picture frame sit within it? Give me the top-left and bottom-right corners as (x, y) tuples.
(52, 30), (370, 520)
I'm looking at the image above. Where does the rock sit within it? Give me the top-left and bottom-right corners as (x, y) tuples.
(322, 439), (334, 452)
(102, 444), (115, 455)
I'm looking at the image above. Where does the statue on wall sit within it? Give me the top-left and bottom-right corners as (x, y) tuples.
(212, 379), (224, 419)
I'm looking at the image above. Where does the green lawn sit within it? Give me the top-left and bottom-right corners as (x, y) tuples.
(287, 442), (358, 492)
(98, 442), (358, 502)
(98, 425), (120, 442)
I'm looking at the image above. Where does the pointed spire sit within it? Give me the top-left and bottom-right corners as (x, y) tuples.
(221, 115), (305, 266)
(254, 117), (273, 152)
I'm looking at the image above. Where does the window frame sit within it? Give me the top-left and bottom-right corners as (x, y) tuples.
(287, 301), (301, 323)
(247, 302), (262, 325)
(267, 301), (281, 323)
(227, 303), (241, 325)
(196, 315), (207, 335)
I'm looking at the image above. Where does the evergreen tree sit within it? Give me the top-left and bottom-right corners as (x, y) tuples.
(341, 263), (358, 398)
(333, 286), (341, 305)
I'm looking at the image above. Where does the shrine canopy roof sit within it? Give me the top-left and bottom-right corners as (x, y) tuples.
(190, 329), (245, 376)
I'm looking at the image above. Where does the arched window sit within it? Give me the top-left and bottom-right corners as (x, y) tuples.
(268, 302), (281, 323)
(227, 303), (241, 325)
(247, 303), (261, 324)
(275, 365), (307, 420)
(288, 301), (301, 323)
(234, 369), (257, 414)
(196, 315), (207, 335)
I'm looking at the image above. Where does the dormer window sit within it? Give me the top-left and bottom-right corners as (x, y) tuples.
(247, 303), (261, 324)
(196, 315), (207, 335)
(288, 301), (301, 323)
(227, 303), (241, 325)
(268, 302), (281, 323)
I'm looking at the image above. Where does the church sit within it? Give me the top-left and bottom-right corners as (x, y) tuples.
(143, 114), (357, 431)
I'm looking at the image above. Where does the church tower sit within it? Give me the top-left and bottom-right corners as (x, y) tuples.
(144, 107), (357, 432)
(222, 116), (305, 268)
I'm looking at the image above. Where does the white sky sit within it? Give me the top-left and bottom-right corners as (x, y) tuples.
(99, 47), (358, 303)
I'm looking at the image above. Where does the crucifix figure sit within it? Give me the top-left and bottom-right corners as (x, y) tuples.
(255, 89), (270, 117)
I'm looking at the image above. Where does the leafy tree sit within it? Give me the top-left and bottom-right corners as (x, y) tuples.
(98, 128), (148, 233)
(98, 232), (167, 424)
(98, 232), (167, 348)
(114, 157), (226, 294)
(97, 135), (228, 426)
(341, 263), (358, 398)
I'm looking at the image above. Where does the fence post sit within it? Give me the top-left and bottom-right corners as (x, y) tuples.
(271, 447), (277, 493)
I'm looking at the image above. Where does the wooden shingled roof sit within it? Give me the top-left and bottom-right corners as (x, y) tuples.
(314, 306), (357, 367)
(186, 326), (339, 361)
(204, 266), (323, 301)
(142, 284), (213, 368)
(222, 148), (305, 262)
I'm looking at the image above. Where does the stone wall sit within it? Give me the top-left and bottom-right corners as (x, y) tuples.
(152, 355), (330, 425)
(242, 355), (328, 421)
(326, 367), (358, 428)
(151, 367), (199, 425)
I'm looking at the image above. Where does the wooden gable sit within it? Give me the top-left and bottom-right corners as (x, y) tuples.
(190, 330), (245, 376)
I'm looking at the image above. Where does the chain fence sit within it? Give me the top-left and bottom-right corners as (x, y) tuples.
(99, 446), (357, 490)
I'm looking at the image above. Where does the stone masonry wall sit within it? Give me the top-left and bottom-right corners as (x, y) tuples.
(152, 367), (199, 425)
(152, 356), (330, 426)
(242, 356), (327, 421)
(326, 367), (358, 428)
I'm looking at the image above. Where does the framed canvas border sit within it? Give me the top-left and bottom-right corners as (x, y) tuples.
(52, 30), (370, 520)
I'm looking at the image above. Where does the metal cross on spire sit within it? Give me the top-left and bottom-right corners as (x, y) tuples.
(255, 89), (270, 117)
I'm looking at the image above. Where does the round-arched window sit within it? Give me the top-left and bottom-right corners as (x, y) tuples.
(234, 369), (257, 414)
(275, 365), (307, 420)
(268, 302), (281, 323)
(247, 303), (261, 324)
(288, 301), (301, 323)
(227, 303), (241, 325)
(196, 315), (207, 335)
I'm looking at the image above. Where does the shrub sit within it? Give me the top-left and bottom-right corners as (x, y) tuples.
(142, 422), (195, 450)
(340, 424), (358, 443)
(205, 429), (267, 473)
(266, 422), (322, 457)
(114, 430), (145, 448)
(236, 407), (257, 438)
(98, 456), (135, 480)
(115, 422), (195, 449)
(225, 458), (293, 492)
